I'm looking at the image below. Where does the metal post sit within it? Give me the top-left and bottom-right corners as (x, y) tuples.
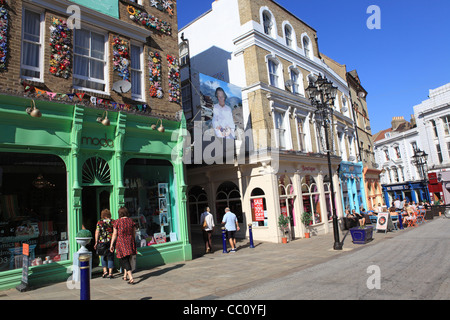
(79, 254), (91, 300)
(248, 224), (255, 248)
(221, 227), (228, 253)
(324, 119), (343, 250)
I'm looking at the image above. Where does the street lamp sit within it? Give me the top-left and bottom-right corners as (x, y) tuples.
(412, 148), (428, 181)
(306, 75), (342, 250)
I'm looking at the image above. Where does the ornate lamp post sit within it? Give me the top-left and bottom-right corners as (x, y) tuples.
(306, 75), (343, 250)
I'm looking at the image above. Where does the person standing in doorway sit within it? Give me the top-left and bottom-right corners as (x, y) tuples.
(200, 206), (215, 254)
(110, 207), (137, 284)
(222, 207), (240, 252)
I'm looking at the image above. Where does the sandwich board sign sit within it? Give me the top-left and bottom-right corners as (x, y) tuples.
(376, 212), (394, 233)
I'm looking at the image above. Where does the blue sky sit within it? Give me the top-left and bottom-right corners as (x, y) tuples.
(177, 0), (450, 134)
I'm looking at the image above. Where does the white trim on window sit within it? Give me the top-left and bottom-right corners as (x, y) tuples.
(260, 7), (277, 39)
(130, 42), (144, 101)
(20, 7), (45, 82)
(301, 33), (313, 59)
(282, 22), (296, 49)
(265, 54), (284, 89)
(73, 27), (109, 94)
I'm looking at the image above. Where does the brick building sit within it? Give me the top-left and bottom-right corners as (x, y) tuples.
(0, 0), (191, 290)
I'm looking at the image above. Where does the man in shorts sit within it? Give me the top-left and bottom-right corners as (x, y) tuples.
(221, 207), (240, 252)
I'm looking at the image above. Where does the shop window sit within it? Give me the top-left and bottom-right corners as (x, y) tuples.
(301, 175), (322, 225)
(0, 153), (68, 271)
(250, 188), (267, 227)
(279, 175), (296, 232)
(215, 181), (242, 223)
(73, 28), (107, 92)
(123, 159), (176, 247)
(188, 186), (208, 225)
(21, 9), (44, 81)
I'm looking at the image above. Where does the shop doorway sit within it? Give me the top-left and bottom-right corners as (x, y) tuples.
(81, 186), (111, 267)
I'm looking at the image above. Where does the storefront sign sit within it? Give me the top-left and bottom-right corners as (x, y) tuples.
(252, 198), (265, 222)
(81, 134), (114, 148)
(302, 165), (316, 172)
(375, 213), (394, 232)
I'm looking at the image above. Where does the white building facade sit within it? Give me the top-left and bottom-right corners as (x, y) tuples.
(414, 83), (450, 204)
(179, 0), (362, 243)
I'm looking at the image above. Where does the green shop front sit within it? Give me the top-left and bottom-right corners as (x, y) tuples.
(0, 95), (191, 290)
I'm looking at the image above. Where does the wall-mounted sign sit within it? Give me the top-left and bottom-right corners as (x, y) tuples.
(81, 134), (114, 148)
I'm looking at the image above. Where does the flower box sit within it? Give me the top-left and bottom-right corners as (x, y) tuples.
(349, 226), (373, 244)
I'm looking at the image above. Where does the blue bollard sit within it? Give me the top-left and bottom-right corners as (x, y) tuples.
(248, 224), (255, 248)
(397, 212), (404, 229)
(79, 254), (91, 300)
(221, 227), (228, 253)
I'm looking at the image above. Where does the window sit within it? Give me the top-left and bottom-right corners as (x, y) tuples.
(447, 142), (450, 158)
(21, 9), (43, 80)
(394, 146), (401, 158)
(179, 42), (189, 66)
(297, 118), (306, 151)
(411, 141), (418, 153)
(437, 144), (443, 163)
(301, 175), (322, 225)
(443, 115), (450, 135)
(0, 153), (68, 271)
(73, 29), (107, 92)
(188, 186), (208, 225)
(431, 120), (438, 138)
(284, 25), (293, 47)
(290, 69), (300, 95)
(250, 188), (267, 227)
(215, 182), (242, 223)
(274, 110), (287, 149)
(268, 59), (279, 87)
(262, 11), (273, 36)
(384, 149), (390, 161)
(278, 175), (295, 230)
(181, 84), (192, 119)
(303, 36), (312, 59)
(123, 159), (177, 245)
(130, 44), (143, 100)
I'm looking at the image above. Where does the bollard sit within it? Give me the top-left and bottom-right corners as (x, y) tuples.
(397, 214), (404, 229)
(248, 224), (255, 248)
(79, 254), (91, 300)
(221, 227), (228, 253)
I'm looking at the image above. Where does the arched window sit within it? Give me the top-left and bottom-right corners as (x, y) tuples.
(279, 175), (296, 233)
(302, 36), (312, 59)
(301, 175), (322, 225)
(284, 25), (293, 47)
(250, 188), (267, 227)
(188, 186), (208, 224)
(262, 11), (273, 36)
(216, 181), (242, 223)
(268, 58), (279, 87)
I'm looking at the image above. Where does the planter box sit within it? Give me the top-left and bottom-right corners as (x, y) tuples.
(349, 226), (374, 244)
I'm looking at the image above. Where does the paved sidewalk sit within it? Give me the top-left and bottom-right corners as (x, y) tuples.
(0, 223), (410, 300)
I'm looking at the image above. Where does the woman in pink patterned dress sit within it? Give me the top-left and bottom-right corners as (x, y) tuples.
(110, 207), (137, 284)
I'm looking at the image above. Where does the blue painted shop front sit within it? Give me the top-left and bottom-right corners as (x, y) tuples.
(382, 181), (430, 207)
(339, 161), (368, 212)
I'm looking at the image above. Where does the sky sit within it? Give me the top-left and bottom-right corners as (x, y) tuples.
(176, 0), (450, 134)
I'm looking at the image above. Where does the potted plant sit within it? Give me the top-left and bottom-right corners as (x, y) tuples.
(301, 212), (313, 238)
(278, 214), (290, 243)
(75, 229), (92, 253)
(349, 225), (374, 244)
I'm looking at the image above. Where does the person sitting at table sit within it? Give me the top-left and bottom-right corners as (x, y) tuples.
(402, 204), (415, 225)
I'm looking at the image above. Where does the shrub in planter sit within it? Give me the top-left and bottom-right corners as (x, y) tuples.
(301, 212), (313, 238)
(278, 214), (290, 243)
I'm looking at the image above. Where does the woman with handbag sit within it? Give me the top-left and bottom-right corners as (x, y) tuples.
(94, 209), (115, 279)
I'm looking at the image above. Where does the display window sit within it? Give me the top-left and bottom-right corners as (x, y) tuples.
(123, 159), (177, 246)
(250, 188), (267, 227)
(301, 175), (322, 225)
(188, 186), (208, 225)
(215, 181), (242, 224)
(0, 152), (68, 271)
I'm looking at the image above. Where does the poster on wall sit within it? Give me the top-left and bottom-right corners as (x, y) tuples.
(158, 183), (168, 198)
(252, 198), (265, 222)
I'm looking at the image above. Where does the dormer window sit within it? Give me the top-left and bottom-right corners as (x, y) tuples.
(303, 36), (312, 59)
(284, 25), (293, 47)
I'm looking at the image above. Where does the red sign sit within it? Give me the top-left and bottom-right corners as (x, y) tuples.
(23, 243), (29, 256)
(253, 198), (265, 221)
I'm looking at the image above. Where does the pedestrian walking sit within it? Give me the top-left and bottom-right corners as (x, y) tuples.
(94, 209), (115, 279)
(200, 206), (215, 253)
(221, 207), (240, 252)
(110, 207), (137, 284)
